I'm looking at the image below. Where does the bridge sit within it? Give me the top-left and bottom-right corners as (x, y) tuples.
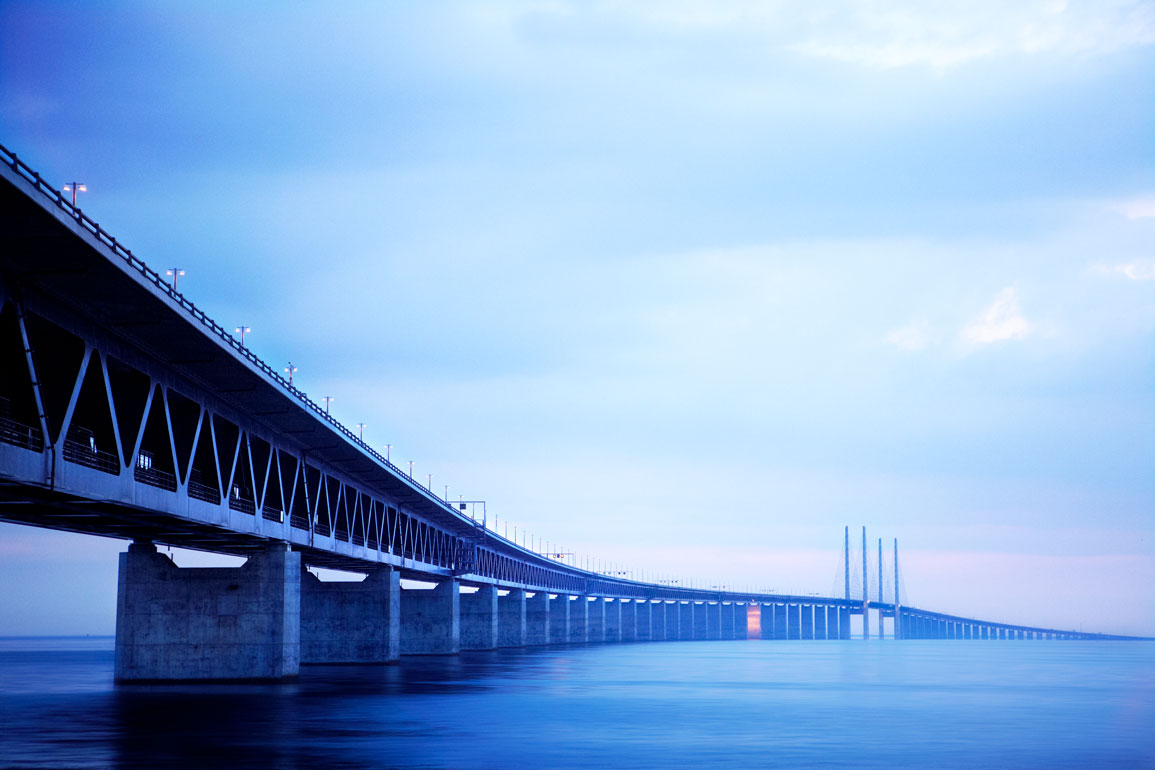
(0, 143), (1140, 681)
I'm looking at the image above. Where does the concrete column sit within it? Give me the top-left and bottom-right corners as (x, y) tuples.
(569, 597), (589, 642)
(498, 589), (526, 648)
(706, 602), (721, 640)
(460, 585), (498, 650)
(665, 602), (680, 640)
(720, 603), (735, 640)
(838, 606), (850, 640)
(775, 604), (789, 639)
(648, 601), (663, 639)
(787, 604), (801, 640)
(634, 600), (652, 641)
(734, 603), (748, 639)
(115, 542), (300, 681)
(549, 594), (570, 643)
(814, 605), (827, 640)
(800, 605), (814, 640)
(301, 566), (398, 664)
(401, 579), (459, 655)
(691, 603), (708, 640)
(587, 598), (606, 642)
(619, 600), (637, 641)
(980, 626), (989, 640)
(604, 599), (623, 642)
(526, 591), (550, 646)
(759, 605), (773, 639)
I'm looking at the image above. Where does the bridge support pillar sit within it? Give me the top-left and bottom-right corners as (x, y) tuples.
(549, 595), (570, 642)
(734, 603), (748, 639)
(679, 602), (691, 639)
(801, 605), (814, 640)
(691, 603), (708, 639)
(620, 600), (637, 641)
(656, 600), (674, 641)
(759, 604), (773, 639)
(460, 585), (498, 651)
(720, 603), (734, 639)
(587, 598), (606, 642)
(787, 604), (801, 640)
(814, 606), (827, 640)
(526, 591), (550, 645)
(115, 542), (300, 681)
(604, 598), (623, 641)
(300, 566), (398, 664)
(570, 597), (589, 642)
(401, 579), (459, 655)
(636, 601), (653, 640)
(702, 602), (717, 639)
(838, 606), (850, 640)
(497, 589), (526, 647)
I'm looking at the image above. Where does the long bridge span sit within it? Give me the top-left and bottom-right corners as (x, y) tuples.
(0, 144), (1140, 681)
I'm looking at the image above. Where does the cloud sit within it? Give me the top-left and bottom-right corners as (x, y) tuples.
(885, 320), (939, 351)
(961, 287), (1034, 345)
(1114, 259), (1155, 281)
(789, 0), (1155, 71)
(1116, 197), (1155, 220)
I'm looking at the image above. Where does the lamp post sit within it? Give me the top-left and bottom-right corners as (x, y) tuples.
(62, 182), (86, 208)
(165, 268), (186, 291)
(322, 396), (334, 414)
(384, 444), (391, 462)
(356, 423), (366, 441)
(283, 362), (297, 387)
(235, 325), (251, 346)
(408, 460), (413, 478)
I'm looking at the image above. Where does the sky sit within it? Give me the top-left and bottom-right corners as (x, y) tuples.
(0, 0), (1152, 636)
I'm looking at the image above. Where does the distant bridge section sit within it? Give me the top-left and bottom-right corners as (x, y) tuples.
(0, 143), (1140, 682)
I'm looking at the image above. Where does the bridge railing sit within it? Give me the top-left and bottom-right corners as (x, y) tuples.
(0, 144), (470, 519)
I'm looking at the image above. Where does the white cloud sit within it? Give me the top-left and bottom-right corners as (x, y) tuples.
(1114, 259), (1155, 281)
(789, 0), (1155, 71)
(885, 320), (939, 351)
(1116, 198), (1155, 220)
(961, 288), (1034, 345)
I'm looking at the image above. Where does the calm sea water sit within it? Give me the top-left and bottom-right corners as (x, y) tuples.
(0, 637), (1152, 769)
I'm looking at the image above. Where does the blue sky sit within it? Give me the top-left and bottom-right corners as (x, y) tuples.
(1, 1), (1152, 635)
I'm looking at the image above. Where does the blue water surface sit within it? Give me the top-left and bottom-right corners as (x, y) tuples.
(0, 637), (1152, 769)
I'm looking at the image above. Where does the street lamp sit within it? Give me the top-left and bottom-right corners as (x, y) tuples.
(62, 182), (86, 208)
(322, 396), (334, 414)
(356, 423), (366, 441)
(283, 362), (298, 387)
(235, 325), (251, 346)
(384, 444), (391, 462)
(166, 268), (186, 291)
(407, 460), (414, 478)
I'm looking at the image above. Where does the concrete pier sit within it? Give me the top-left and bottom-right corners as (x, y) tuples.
(814, 605), (827, 640)
(569, 596), (589, 642)
(300, 566), (398, 664)
(636, 600), (653, 640)
(735, 603), (748, 639)
(460, 585), (498, 650)
(603, 598), (622, 642)
(759, 605), (774, 640)
(681, 602), (693, 638)
(619, 600), (636, 641)
(526, 591), (550, 645)
(787, 604), (801, 639)
(720, 603), (735, 639)
(706, 602), (721, 640)
(587, 598), (606, 642)
(498, 589), (526, 647)
(691, 602), (708, 640)
(672, 602), (688, 640)
(652, 602), (668, 640)
(838, 606), (851, 640)
(401, 580), (459, 655)
(775, 604), (789, 639)
(115, 542), (300, 681)
(800, 605), (814, 640)
(549, 594), (571, 642)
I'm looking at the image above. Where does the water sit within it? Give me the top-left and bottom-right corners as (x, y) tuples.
(1, 637), (1152, 769)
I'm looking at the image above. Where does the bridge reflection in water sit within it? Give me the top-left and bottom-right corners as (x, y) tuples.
(0, 144), (1141, 682)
